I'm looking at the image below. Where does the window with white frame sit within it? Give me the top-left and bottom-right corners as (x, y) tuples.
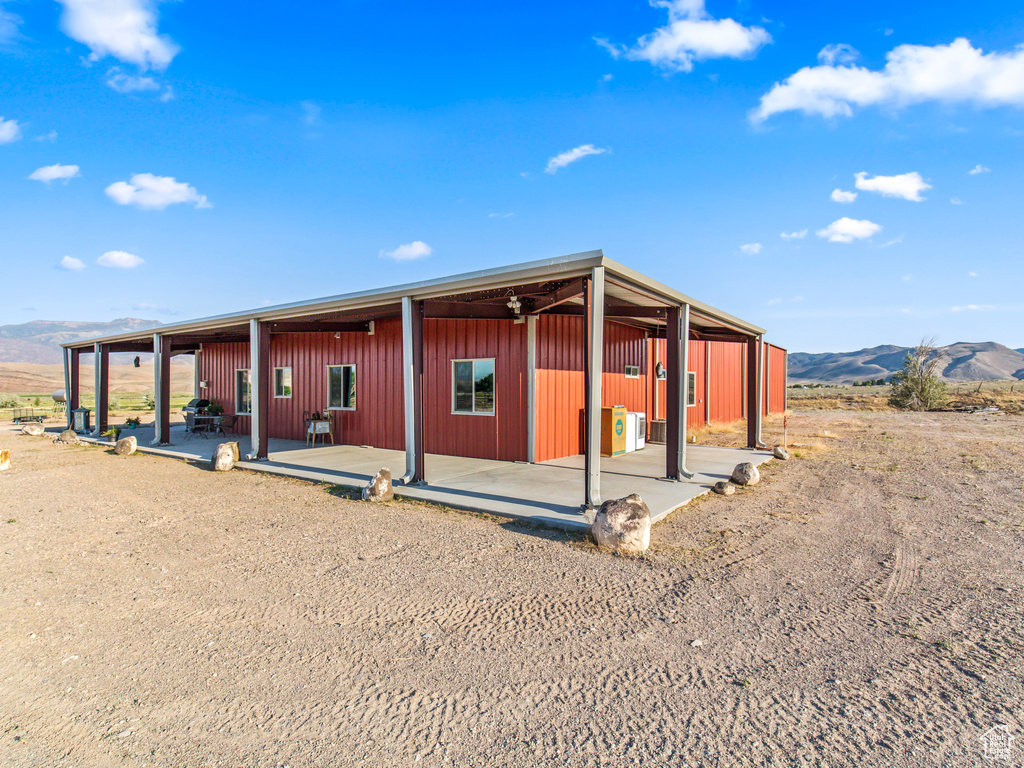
(687, 371), (697, 407)
(235, 369), (251, 414)
(452, 359), (495, 415)
(327, 365), (356, 410)
(274, 367), (292, 398)
(624, 365), (640, 379)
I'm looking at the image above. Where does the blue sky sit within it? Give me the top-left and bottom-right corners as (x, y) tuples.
(1, 0), (1022, 353)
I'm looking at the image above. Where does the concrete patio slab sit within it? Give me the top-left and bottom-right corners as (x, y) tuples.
(75, 425), (773, 532)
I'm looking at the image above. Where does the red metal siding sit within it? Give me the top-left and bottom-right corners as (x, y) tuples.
(198, 342), (251, 434)
(647, 338), (707, 427)
(267, 318), (405, 447)
(766, 344), (787, 414)
(534, 317), (654, 463)
(708, 341), (746, 423)
(423, 318), (528, 462)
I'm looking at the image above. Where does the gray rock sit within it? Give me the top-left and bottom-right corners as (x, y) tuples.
(731, 462), (760, 486)
(20, 423), (45, 436)
(591, 493), (651, 555)
(211, 442), (237, 472)
(713, 481), (735, 496)
(0, 449), (9, 471)
(362, 467), (394, 502)
(114, 436), (137, 456)
(773, 446), (790, 460)
(54, 429), (80, 445)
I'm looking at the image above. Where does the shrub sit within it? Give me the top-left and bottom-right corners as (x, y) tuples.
(142, 393), (155, 409)
(889, 338), (947, 411)
(0, 393), (19, 408)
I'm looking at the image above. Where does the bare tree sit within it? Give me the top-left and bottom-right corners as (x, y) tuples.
(889, 337), (947, 410)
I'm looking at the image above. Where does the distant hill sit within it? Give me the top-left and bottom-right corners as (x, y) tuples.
(0, 318), (161, 364)
(790, 342), (1024, 383)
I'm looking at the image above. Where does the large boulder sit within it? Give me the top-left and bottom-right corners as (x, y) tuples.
(773, 446), (790, 460)
(591, 493), (652, 555)
(362, 467), (394, 502)
(713, 481), (735, 496)
(211, 442), (237, 472)
(0, 449), (9, 472)
(114, 436), (138, 456)
(731, 462), (760, 487)
(21, 423), (45, 436)
(54, 429), (80, 445)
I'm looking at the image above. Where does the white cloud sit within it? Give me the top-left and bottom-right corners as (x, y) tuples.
(600, 0), (771, 73)
(780, 229), (807, 240)
(765, 297), (783, 305)
(34, 130), (59, 142)
(301, 101), (322, 126)
(818, 44), (858, 66)
(830, 188), (857, 203)
(0, 1), (21, 43)
(380, 241), (432, 261)
(106, 69), (159, 92)
(879, 234), (905, 248)
(854, 171), (930, 201)
(58, 255), (85, 271)
(29, 163), (81, 184)
(753, 38), (1024, 122)
(105, 173), (212, 210)
(97, 250), (144, 268)
(950, 197), (962, 205)
(0, 116), (22, 144)
(739, 242), (762, 255)
(545, 144), (608, 174)
(968, 164), (990, 175)
(488, 212), (514, 218)
(816, 217), (882, 243)
(57, 0), (178, 70)
(901, 274), (913, 281)
(968, 271), (977, 277)
(951, 304), (994, 312)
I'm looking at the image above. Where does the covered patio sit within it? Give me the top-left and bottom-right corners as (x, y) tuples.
(82, 424), (773, 531)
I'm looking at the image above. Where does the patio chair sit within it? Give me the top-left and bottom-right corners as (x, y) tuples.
(215, 414), (237, 434)
(184, 412), (209, 440)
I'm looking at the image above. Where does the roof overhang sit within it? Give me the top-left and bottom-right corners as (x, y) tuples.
(61, 250), (767, 350)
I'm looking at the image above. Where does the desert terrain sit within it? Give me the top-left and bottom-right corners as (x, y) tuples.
(2, 409), (1022, 767)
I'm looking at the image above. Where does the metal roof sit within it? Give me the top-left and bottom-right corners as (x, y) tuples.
(61, 250), (766, 349)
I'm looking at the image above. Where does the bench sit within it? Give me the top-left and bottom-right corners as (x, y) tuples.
(12, 408), (45, 424)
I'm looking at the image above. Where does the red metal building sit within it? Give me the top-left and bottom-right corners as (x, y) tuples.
(62, 251), (786, 510)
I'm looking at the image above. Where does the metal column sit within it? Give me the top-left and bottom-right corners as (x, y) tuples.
(665, 305), (693, 480)
(248, 319), (271, 460)
(583, 266), (605, 510)
(401, 296), (425, 485)
(92, 342), (109, 436)
(152, 333), (171, 445)
(526, 314), (537, 464)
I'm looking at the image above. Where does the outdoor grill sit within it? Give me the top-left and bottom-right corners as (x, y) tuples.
(182, 398), (210, 415)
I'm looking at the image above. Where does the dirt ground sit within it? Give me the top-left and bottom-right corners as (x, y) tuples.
(2, 409), (1022, 767)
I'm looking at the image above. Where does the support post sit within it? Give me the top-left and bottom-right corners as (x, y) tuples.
(526, 314), (537, 463)
(70, 348), (80, 414)
(746, 335), (765, 448)
(665, 305), (694, 480)
(62, 348), (71, 429)
(193, 345), (202, 398)
(152, 333), (171, 445)
(92, 342), (109, 436)
(583, 266), (605, 510)
(248, 319), (271, 460)
(400, 296), (425, 484)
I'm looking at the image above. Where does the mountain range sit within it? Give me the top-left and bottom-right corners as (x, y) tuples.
(0, 318), (160, 365)
(789, 342), (1024, 383)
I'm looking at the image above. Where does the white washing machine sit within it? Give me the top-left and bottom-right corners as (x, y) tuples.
(625, 412), (646, 451)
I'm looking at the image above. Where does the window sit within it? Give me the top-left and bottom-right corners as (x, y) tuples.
(452, 359), (495, 415)
(328, 365), (356, 410)
(235, 369), (251, 414)
(624, 365), (640, 379)
(687, 371), (697, 407)
(274, 367), (292, 398)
